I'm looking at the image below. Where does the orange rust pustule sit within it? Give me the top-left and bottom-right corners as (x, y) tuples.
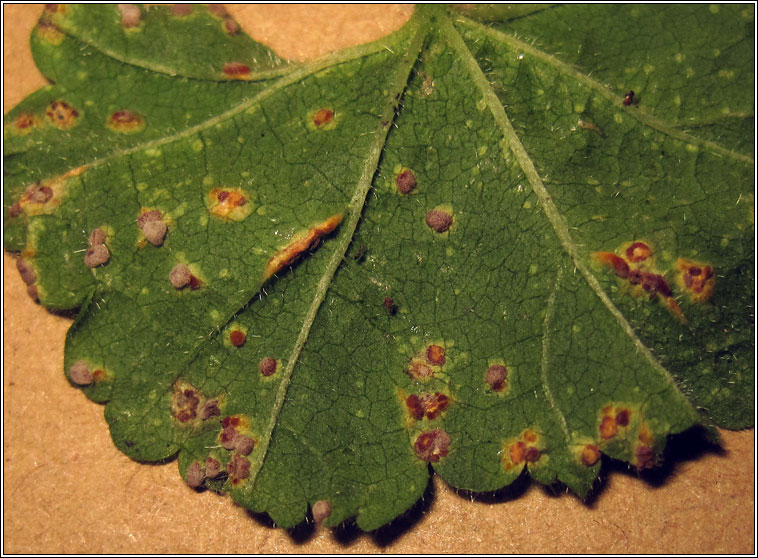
(264, 214), (343, 279)
(676, 258), (715, 302)
(313, 109), (334, 127)
(229, 330), (246, 347)
(425, 344), (445, 366)
(224, 62), (251, 77)
(406, 392), (450, 420)
(13, 113), (39, 132)
(581, 444), (601, 466)
(626, 241), (652, 263)
(45, 100), (79, 129)
(509, 441), (527, 465)
(107, 109), (144, 133)
(599, 416), (618, 439)
(413, 429), (451, 462)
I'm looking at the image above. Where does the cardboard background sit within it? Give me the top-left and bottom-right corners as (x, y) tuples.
(3, 4), (754, 553)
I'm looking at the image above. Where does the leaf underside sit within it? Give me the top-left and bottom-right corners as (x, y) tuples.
(4, 4), (754, 531)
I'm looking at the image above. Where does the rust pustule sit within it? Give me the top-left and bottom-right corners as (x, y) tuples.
(69, 361), (94, 386)
(425, 209), (453, 233)
(395, 169), (417, 194)
(593, 251), (630, 279)
(581, 444), (601, 466)
(229, 330), (246, 347)
(227, 453), (251, 483)
(625, 241), (651, 263)
(413, 429), (451, 462)
(312, 500), (332, 525)
(171, 384), (200, 423)
(599, 415), (617, 439)
(107, 109), (144, 133)
(264, 213), (343, 279)
(223, 62), (251, 78)
(425, 345), (445, 366)
(312, 109), (334, 127)
(485, 364), (508, 392)
(676, 258), (715, 302)
(259, 356), (278, 377)
(185, 461), (205, 488)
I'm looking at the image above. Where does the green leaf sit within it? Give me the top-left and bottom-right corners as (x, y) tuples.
(4, 4), (753, 532)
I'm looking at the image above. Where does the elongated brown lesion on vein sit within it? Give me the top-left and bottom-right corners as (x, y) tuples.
(263, 213), (343, 280)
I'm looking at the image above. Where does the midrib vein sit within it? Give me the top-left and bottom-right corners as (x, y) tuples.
(441, 15), (699, 423)
(455, 16), (754, 166)
(246, 19), (428, 489)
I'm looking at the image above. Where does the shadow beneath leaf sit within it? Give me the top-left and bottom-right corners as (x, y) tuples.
(452, 467), (531, 504)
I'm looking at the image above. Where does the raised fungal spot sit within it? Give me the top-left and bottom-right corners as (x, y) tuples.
(425, 345), (445, 366)
(503, 429), (543, 469)
(69, 360), (94, 386)
(425, 208), (453, 233)
(235, 435), (255, 456)
(581, 444), (601, 466)
(186, 461), (205, 488)
(258, 356), (278, 377)
(676, 258), (715, 302)
(170, 263), (202, 290)
(223, 18), (240, 35)
(264, 213), (343, 279)
(172, 383), (200, 423)
(45, 100), (79, 130)
(395, 168), (417, 194)
(227, 453), (251, 483)
(89, 228), (106, 247)
(137, 210), (167, 246)
(413, 429), (451, 462)
(118, 4), (142, 28)
(229, 329), (246, 347)
(623, 90), (635, 106)
(207, 187), (252, 221)
(625, 241), (651, 263)
(599, 416), (617, 439)
(84, 244), (110, 268)
(223, 62), (251, 78)
(312, 500), (332, 525)
(24, 182), (54, 205)
(170, 4), (192, 16)
(16, 257), (37, 286)
(524, 446), (541, 463)
(204, 457), (222, 478)
(485, 364), (508, 392)
(107, 109), (145, 133)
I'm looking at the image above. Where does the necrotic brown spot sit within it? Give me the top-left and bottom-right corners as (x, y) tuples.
(200, 399), (220, 420)
(224, 62), (250, 77)
(425, 345), (445, 366)
(264, 214), (343, 279)
(425, 209), (453, 233)
(312, 500), (332, 524)
(45, 100), (79, 130)
(84, 244), (110, 268)
(524, 446), (541, 463)
(625, 241), (651, 263)
(24, 182), (53, 205)
(413, 429), (451, 462)
(405, 394), (424, 420)
(89, 228), (106, 247)
(229, 330), (246, 347)
(14, 113), (38, 132)
(259, 356), (277, 377)
(227, 454), (251, 482)
(313, 109), (334, 127)
(593, 251), (629, 279)
(615, 409), (630, 426)
(406, 359), (434, 380)
(485, 364), (508, 392)
(107, 109), (144, 133)
(395, 169), (417, 194)
(69, 360), (94, 386)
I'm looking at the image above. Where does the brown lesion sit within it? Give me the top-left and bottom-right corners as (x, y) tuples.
(107, 109), (145, 133)
(6, 113), (41, 136)
(675, 258), (715, 303)
(502, 428), (543, 470)
(171, 381), (223, 425)
(11, 168), (84, 217)
(207, 187), (253, 221)
(264, 213), (343, 279)
(45, 100), (80, 130)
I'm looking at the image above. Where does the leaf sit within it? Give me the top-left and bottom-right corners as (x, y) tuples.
(3, 4), (754, 533)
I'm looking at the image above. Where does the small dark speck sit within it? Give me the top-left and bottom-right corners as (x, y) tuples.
(124, 440), (135, 448)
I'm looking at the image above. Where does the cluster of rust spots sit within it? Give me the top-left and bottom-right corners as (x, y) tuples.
(171, 382), (220, 424)
(258, 356), (278, 377)
(219, 415), (255, 484)
(223, 62), (251, 78)
(405, 392), (450, 421)
(207, 187), (251, 221)
(599, 405), (632, 440)
(264, 213), (343, 279)
(9, 113), (41, 135)
(169, 263), (202, 290)
(118, 4), (142, 28)
(45, 100), (80, 130)
(84, 228), (110, 268)
(425, 208), (453, 233)
(207, 4), (239, 35)
(405, 344), (446, 381)
(15, 257), (39, 301)
(594, 241), (687, 322)
(395, 169), (417, 194)
(485, 364), (508, 392)
(68, 360), (107, 387)
(594, 404), (658, 469)
(186, 456), (224, 489)
(107, 109), (145, 133)
(675, 259), (715, 303)
(229, 329), (246, 347)
(137, 209), (167, 246)
(9, 182), (52, 219)
(413, 429), (451, 462)
(504, 429), (542, 469)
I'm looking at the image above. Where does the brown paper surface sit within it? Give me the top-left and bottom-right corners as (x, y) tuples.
(3, 4), (754, 554)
